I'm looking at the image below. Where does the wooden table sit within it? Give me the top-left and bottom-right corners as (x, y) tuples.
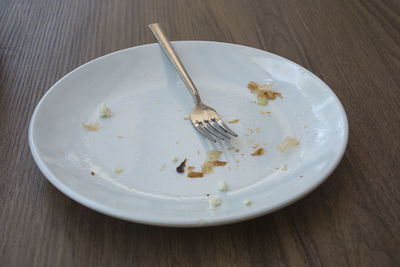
(1, 0), (399, 266)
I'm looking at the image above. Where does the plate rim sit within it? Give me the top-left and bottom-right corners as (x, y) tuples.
(29, 41), (349, 227)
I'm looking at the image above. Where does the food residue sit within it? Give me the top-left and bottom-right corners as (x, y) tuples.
(255, 127), (260, 133)
(114, 168), (124, 174)
(118, 136), (123, 139)
(227, 147), (235, 151)
(213, 160), (227, 166)
(187, 166), (195, 171)
(259, 111), (268, 115)
(217, 181), (228, 191)
(247, 128), (254, 134)
(176, 158), (187, 173)
(82, 122), (99, 131)
(251, 147), (265, 156)
(90, 171), (95, 176)
(208, 196), (221, 207)
(281, 164), (288, 171)
(243, 199), (252, 206)
(187, 171), (204, 178)
(172, 156), (178, 162)
(247, 81), (283, 106)
(160, 164), (166, 172)
(235, 148), (240, 153)
(98, 103), (111, 118)
(277, 137), (300, 152)
(202, 150), (223, 174)
(228, 119), (240, 124)
(184, 117), (190, 120)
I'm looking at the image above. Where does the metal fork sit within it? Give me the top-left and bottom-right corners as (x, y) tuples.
(148, 23), (238, 142)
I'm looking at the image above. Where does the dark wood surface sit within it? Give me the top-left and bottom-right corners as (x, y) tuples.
(1, 0), (399, 266)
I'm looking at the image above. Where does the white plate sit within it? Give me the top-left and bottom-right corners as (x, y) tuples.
(29, 41), (348, 227)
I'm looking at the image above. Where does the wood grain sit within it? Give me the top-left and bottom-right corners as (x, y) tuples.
(1, 0), (399, 266)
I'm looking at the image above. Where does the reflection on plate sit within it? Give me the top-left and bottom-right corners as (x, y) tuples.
(29, 41), (348, 227)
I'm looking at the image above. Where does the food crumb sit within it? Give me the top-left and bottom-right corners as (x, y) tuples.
(187, 166), (195, 171)
(155, 99), (160, 103)
(188, 171), (204, 178)
(98, 103), (111, 118)
(247, 128), (254, 134)
(259, 111), (268, 115)
(176, 141), (180, 144)
(208, 196), (221, 207)
(304, 125), (308, 128)
(118, 136), (123, 139)
(277, 137), (300, 152)
(236, 160), (240, 163)
(184, 117), (190, 120)
(160, 164), (166, 172)
(114, 168), (124, 174)
(217, 181), (228, 192)
(82, 122), (99, 131)
(176, 159), (187, 173)
(227, 147), (235, 151)
(228, 119), (240, 124)
(247, 81), (282, 106)
(276, 168), (280, 170)
(300, 176), (303, 178)
(172, 156), (178, 162)
(281, 164), (288, 171)
(255, 127), (260, 133)
(245, 134), (250, 136)
(90, 171), (95, 176)
(252, 144), (260, 149)
(214, 160), (227, 166)
(235, 148), (240, 153)
(251, 147), (265, 156)
(243, 199), (252, 206)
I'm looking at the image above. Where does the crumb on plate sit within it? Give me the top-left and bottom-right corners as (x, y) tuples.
(213, 160), (227, 166)
(176, 158), (187, 173)
(208, 196), (221, 207)
(281, 164), (288, 171)
(243, 199), (252, 206)
(114, 168), (124, 174)
(98, 103), (111, 118)
(187, 171), (204, 178)
(251, 147), (265, 156)
(228, 119), (240, 124)
(235, 148), (240, 153)
(277, 137), (300, 152)
(90, 171), (95, 176)
(227, 147), (235, 151)
(187, 166), (195, 171)
(217, 181), (228, 191)
(184, 117), (190, 120)
(172, 156), (178, 162)
(82, 122), (99, 131)
(118, 135), (123, 139)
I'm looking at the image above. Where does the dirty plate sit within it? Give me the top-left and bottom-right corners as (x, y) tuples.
(29, 41), (348, 227)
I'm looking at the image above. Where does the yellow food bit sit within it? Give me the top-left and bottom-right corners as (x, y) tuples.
(82, 122), (99, 131)
(114, 168), (124, 174)
(228, 119), (240, 124)
(277, 137), (300, 152)
(251, 147), (265, 156)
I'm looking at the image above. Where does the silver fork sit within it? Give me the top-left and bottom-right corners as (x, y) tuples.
(148, 23), (238, 142)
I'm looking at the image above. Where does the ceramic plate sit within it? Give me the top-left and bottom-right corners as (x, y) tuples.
(29, 41), (348, 227)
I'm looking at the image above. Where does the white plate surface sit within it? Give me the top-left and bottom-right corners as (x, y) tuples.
(29, 41), (348, 227)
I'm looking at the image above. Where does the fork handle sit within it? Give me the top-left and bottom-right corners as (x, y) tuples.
(148, 23), (202, 105)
